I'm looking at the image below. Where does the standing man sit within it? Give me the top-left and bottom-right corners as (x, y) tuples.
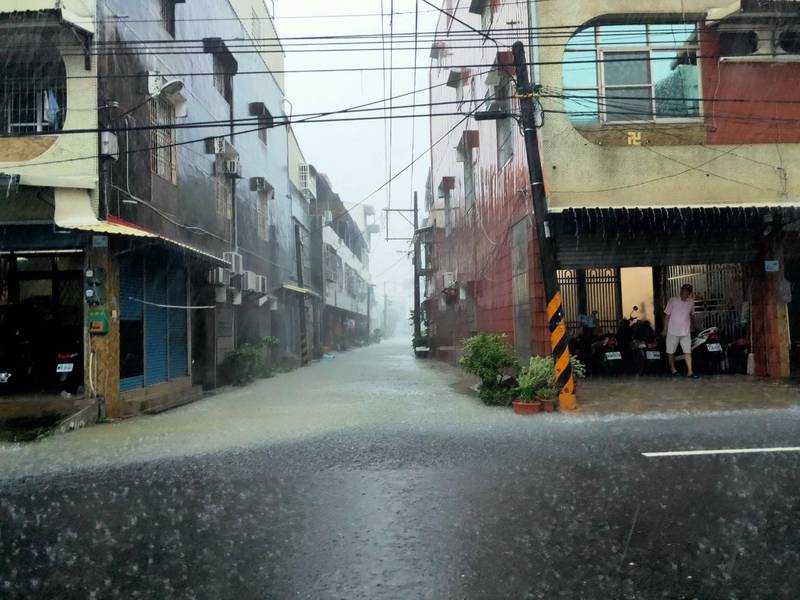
(664, 283), (697, 378)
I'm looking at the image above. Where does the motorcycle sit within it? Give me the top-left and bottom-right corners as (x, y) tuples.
(616, 306), (639, 369)
(629, 319), (665, 375)
(591, 331), (623, 376)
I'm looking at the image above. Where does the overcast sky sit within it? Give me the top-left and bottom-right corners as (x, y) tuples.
(273, 0), (440, 316)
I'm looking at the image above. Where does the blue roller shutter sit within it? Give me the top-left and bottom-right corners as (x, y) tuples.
(120, 253), (145, 391)
(167, 267), (188, 378)
(144, 254), (169, 386)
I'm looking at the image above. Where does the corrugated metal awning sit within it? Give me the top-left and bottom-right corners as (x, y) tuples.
(279, 283), (320, 297)
(53, 187), (227, 265)
(552, 206), (800, 269)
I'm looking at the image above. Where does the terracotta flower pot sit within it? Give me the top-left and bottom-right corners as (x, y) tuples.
(540, 400), (556, 413)
(512, 400), (543, 415)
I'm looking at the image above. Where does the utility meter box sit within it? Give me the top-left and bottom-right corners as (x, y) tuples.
(88, 309), (110, 335)
(85, 267), (106, 305)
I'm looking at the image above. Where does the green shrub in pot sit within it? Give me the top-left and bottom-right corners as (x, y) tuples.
(459, 333), (519, 406)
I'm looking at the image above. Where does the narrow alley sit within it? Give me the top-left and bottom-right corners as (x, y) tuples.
(2, 339), (800, 599)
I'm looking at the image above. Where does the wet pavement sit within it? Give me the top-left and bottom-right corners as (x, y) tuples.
(1, 339), (800, 598)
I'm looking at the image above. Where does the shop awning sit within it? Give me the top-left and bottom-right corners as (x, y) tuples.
(53, 188), (228, 265)
(551, 205), (800, 269)
(279, 283), (320, 297)
(0, 7), (95, 37)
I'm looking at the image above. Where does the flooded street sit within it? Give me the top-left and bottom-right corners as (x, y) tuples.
(2, 339), (800, 598)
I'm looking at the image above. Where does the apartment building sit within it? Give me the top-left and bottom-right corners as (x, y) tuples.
(426, 0), (800, 377)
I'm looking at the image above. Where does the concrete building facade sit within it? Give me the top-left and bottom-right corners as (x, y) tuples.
(426, 0), (800, 378)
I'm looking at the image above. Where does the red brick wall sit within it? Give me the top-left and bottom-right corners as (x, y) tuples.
(427, 2), (549, 362)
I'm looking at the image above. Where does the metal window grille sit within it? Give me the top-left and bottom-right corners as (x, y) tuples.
(150, 97), (176, 183)
(0, 61), (67, 135)
(216, 173), (233, 219)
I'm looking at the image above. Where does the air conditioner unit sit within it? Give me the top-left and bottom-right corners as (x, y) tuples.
(223, 251), (244, 274)
(250, 176), (269, 192)
(222, 158), (241, 177)
(324, 210), (333, 225)
(443, 271), (457, 289)
(213, 136), (226, 154)
(256, 275), (268, 294)
(241, 270), (258, 292)
(208, 267), (232, 287)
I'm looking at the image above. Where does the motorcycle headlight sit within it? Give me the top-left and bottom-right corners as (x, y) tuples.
(0, 372), (11, 384)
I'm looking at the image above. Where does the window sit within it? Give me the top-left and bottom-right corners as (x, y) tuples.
(160, 0), (177, 37)
(257, 190), (270, 240)
(216, 170), (233, 219)
(562, 23), (700, 123)
(258, 118), (268, 144)
(494, 80), (514, 167)
(212, 54), (233, 104)
(0, 59), (67, 134)
(443, 188), (453, 236)
(336, 256), (344, 292)
(459, 145), (476, 210)
(150, 97), (177, 183)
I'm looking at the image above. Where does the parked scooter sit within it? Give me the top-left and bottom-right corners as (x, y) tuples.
(629, 319), (665, 375)
(726, 332), (751, 375)
(675, 327), (724, 374)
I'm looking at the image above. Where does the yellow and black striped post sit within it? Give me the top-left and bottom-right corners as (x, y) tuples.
(513, 41), (578, 410)
(300, 333), (309, 367)
(547, 292), (577, 410)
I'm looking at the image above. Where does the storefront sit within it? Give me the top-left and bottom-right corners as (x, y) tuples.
(0, 236), (86, 395)
(119, 246), (189, 392)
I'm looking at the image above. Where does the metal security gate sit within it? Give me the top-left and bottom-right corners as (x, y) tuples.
(558, 268), (621, 335)
(666, 264), (744, 339)
(120, 249), (189, 392)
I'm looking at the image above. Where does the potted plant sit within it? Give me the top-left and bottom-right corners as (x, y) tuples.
(459, 333), (519, 406)
(515, 356), (558, 414)
(515, 355), (588, 414)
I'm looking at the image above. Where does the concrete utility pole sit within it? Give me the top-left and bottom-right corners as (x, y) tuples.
(512, 40), (576, 410)
(294, 223), (309, 366)
(383, 281), (388, 336)
(413, 191), (421, 340)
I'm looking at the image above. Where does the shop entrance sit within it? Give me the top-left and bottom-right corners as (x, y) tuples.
(558, 263), (747, 376)
(0, 251), (85, 395)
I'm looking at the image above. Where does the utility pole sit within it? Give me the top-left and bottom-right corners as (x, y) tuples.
(413, 191), (421, 340)
(383, 281), (388, 336)
(512, 40), (576, 410)
(294, 223), (309, 366)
